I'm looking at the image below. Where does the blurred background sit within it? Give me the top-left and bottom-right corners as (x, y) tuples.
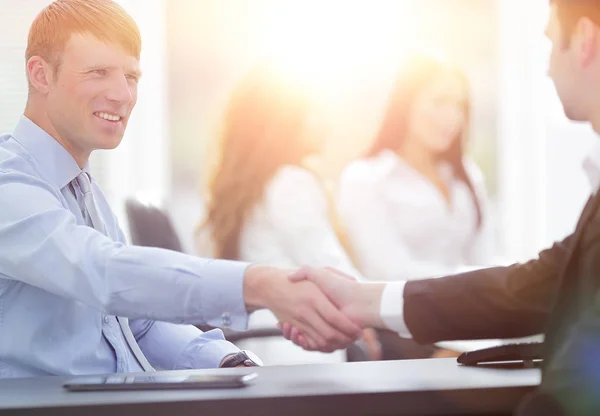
(0, 0), (597, 262)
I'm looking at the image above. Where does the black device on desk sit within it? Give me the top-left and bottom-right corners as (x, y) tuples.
(457, 342), (543, 367)
(63, 372), (258, 392)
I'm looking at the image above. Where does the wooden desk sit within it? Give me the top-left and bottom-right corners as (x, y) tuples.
(0, 358), (540, 416)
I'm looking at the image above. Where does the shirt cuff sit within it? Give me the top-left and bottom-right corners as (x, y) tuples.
(173, 329), (242, 370)
(192, 259), (251, 330)
(379, 281), (412, 338)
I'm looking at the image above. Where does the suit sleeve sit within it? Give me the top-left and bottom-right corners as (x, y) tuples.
(403, 233), (574, 343)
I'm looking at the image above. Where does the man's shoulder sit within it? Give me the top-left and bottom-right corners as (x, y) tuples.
(0, 134), (63, 218)
(0, 133), (42, 181)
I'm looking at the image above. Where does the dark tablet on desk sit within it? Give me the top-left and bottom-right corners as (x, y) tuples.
(457, 342), (543, 367)
(63, 372), (258, 391)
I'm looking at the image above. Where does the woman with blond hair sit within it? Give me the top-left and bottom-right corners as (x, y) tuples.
(197, 65), (379, 365)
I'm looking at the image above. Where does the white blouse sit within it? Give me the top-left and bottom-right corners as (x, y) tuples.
(198, 165), (362, 365)
(337, 150), (495, 282)
(239, 165), (362, 277)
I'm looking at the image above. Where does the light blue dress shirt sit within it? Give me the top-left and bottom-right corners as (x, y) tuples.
(0, 116), (250, 378)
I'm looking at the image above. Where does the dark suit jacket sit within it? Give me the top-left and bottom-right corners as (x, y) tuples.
(404, 194), (600, 415)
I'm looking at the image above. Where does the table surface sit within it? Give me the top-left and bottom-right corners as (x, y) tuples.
(0, 358), (541, 416)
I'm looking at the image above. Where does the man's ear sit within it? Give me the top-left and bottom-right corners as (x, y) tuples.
(574, 17), (598, 68)
(27, 56), (53, 94)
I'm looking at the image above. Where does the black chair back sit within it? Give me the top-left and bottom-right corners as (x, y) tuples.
(125, 199), (183, 252)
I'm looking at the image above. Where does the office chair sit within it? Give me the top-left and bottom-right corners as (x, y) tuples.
(124, 198), (370, 362)
(125, 198), (183, 252)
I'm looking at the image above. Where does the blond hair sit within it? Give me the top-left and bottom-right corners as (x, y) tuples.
(199, 65), (314, 260)
(26, 0), (141, 89)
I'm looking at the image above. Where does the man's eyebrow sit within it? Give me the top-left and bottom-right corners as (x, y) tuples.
(128, 68), (142, 78)
(81, 65), (111, 72)
(79, 66), (142, 78)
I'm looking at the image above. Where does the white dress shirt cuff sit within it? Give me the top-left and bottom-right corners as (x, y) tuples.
(379, 282), (412, 338)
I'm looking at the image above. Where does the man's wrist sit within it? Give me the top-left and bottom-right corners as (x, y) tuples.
(358, 283), (386, 328)
(220, 353), (235, 367)
(243, 265), (270, 312)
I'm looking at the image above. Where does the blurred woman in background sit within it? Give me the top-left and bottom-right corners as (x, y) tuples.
(197, 65), (380, 365)
(337, 55), (495, 359)
(338, 55), (494, 283)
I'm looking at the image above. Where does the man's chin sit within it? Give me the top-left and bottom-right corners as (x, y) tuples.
(563, 108), (586, 123)
(560, 99), (588, 123)
(95, 136), (125, 151)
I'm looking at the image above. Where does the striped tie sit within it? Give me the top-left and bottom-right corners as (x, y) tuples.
(75, 172), (155, 372)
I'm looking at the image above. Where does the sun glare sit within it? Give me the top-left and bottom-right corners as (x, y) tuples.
(255, 0), (416, 97)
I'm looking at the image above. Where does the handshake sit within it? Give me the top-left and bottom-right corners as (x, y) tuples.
(243, 265), (386, 354)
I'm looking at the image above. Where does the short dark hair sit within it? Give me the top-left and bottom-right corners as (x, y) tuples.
(551, 0), (600, 46)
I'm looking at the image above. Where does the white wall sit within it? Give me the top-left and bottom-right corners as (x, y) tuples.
(497, 0), (597, 262)
(89, 0), (170, 237)
(0, 0), (51, 135)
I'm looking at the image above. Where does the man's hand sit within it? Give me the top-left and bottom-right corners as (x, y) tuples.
(279, 266), (386, 349)
(290, 266), (385, 327)
(243, 265), (362, 352)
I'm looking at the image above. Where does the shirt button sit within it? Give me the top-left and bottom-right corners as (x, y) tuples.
(222, 312), (232, 327)
(104, 316), (110, 324)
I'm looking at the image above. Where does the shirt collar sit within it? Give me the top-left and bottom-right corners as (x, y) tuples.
(11, 115), (90, 189)
(582, 141), (600, 194)
(376, 149), (405, 177)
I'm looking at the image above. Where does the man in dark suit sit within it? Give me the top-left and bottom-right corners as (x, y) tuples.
(282, 1), (600, 414)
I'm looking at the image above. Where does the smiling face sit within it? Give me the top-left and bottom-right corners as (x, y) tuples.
(37, 33), (140, 164)
(26, 32), (141, 167)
